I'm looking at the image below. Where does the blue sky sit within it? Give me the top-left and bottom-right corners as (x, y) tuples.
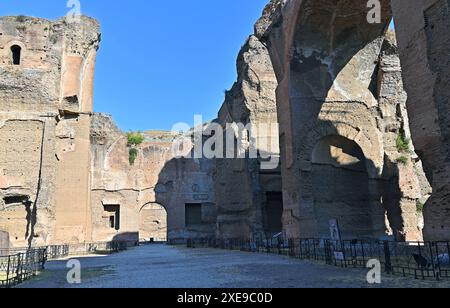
(2, 0), (269, 131)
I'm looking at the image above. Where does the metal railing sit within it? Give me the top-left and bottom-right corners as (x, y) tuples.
(44, 240), (137, 259)
(139, 238), (168, 244)
(0, 248), (47, 288)
(185, 237), (450, 281)
(0, 240), (138, 288)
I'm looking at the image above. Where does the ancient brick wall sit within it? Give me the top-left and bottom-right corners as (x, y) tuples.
(391, 0), (450, 241)
(90, 114), (216, 242)
(155, 149), (216, 240)
(2, 1), (448, 246)
(0, 16), (100, 247)
(255, 0), (430, 241)
(214, 35), (281, 240)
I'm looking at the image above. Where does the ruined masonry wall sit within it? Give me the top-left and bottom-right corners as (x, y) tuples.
(0, 16), (100, 247)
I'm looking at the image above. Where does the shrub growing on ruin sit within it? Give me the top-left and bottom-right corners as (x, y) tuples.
(416, 200), (425, 214)
(16, 15), (27, 23)
(127, 132), (145, 147)
(127, 132), (144, 165)
(396, 131), (410, 152)
(397, 156), (409, 165)
(129, 148), (138, 165)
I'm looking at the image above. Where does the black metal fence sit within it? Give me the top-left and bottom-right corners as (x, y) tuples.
(44, 240), (136, 259)
(0, 248), (47, 288)
(185, 238), (450, 281)
(0, 240), (138, 288)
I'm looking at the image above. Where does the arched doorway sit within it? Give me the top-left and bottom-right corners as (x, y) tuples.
(10, 45), (22, 65)
(311, 135), (384, 239)
(139, 203), (167, 242)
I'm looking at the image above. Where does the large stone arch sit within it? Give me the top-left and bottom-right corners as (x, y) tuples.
(294, 120), (393, 239)
(255, 0), (432, 240)
(309, 135), (385, 239)
(298, 118), (384, 178)
(257, 0), (392, 169)
(139, 202), (168, 242)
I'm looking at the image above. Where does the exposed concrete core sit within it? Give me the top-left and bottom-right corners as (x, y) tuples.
(390, 0), (450, 241)
(256, 0), (431, 241)
(214, 35), (282, 240)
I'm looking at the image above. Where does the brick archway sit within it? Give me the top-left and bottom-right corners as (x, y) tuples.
(139, 203), (168, 242)
(256, 0), (441, 240)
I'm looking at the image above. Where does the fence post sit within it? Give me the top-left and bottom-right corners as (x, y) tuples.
(361, 241), (366, 267)
(433, 242), (440, 281)
(299, 240), (303, 259)
(427, 242), (436, 280)
(313, 240), (317, 261)
(288, 239), (294, 257)
(418, 241), (425, 280)
(325, 240), (332, 265)
(383, 241), (392, 274)
(16, 253), (22, 284)
(6, 255), (11, 287)
(40, 249), (44, 272)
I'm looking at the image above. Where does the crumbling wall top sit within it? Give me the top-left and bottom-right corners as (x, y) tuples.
(0, 15), (101, 113)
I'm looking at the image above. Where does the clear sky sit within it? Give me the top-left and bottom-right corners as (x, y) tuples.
(2, 0), (269, 131)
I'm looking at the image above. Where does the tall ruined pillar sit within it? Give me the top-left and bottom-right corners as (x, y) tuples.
(53, 18), (100, 244)
(391, 0), (450, 241)
(214, 35), (281, 240)
(0, 16), (100, 246)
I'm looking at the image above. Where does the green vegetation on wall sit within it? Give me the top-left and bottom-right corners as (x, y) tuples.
(416, 200), (425, 214)
(396, 130), (410, 153)
(397, 156), (409, 165)
(129, 148), (138, 165)
(127, 132), (145, 165)
(127, 132), (145, 147)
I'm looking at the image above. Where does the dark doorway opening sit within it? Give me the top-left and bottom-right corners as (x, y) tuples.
(11, 45), (21, 65)
(265, 192), (283, 236)
(185, 203), (202, 227)
(104, 205), (120, 231)
(4, 195), (29, 205)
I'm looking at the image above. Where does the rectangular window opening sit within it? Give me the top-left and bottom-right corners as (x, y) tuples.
(185, 204), (202, 227)
(104, 205), (120, 231)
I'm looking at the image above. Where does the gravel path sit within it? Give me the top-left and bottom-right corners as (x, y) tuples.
(17, 244), (450, 288)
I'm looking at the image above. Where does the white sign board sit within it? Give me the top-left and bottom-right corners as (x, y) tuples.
(334, 251), (345, 261)
(329, 219), (341, 241)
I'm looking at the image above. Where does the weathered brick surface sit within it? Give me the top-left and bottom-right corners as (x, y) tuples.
(391, 0), (450, 240)
(255, 0), (431, 241)
(0, 16), (100, 247)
